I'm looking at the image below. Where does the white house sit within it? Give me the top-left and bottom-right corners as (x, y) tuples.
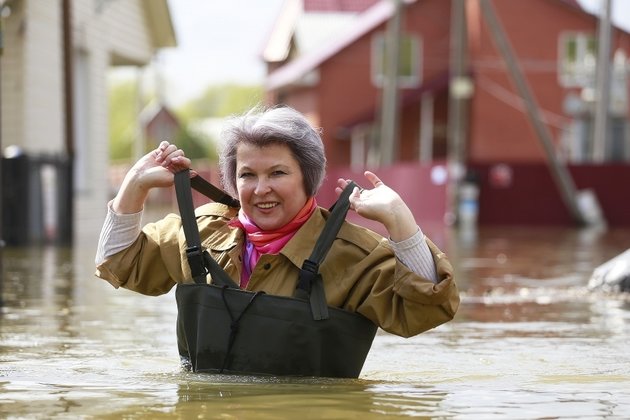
(0, 0), (176, 242)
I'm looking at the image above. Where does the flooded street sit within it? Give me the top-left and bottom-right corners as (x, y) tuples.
(1, 223), (630, 419)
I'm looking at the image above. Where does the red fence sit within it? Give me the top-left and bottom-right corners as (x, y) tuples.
(126, 160), (630, 228)
(469, 162), (630, 226)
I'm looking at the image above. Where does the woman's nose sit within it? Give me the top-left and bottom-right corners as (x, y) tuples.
(254, 179), (271, 195)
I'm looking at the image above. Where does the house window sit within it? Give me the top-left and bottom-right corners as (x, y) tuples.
(566, 117), (629, 163)
(558, 32), (597, 87)
(371, 32), (421, 88)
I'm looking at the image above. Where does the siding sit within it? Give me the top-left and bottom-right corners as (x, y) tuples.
(71, 0), (157, 227)
(1, 0), (26, 150)
(103, 0), (154, 64)
(1, 0), (168, 238)
(23, 0), (64, 153)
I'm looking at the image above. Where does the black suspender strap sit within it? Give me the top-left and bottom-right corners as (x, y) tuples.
(191, 175), (240, 208)
(174, 169), (357, 321)
(296, 181), (358, 321)
(309, 181), (356, 264)
(174, 170), (207, 284)
(174, 170), (239, 288)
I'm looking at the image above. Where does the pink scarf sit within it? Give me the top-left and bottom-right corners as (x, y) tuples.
(230, 197), (317, 288)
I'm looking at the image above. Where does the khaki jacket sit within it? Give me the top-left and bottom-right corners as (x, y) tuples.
(96, 203), (459, 337)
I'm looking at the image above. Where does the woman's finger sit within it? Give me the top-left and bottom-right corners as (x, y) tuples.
(168, 155), (191, 172)
(364, 170), (384, 188)
(160, 147), (184, 167)
(156, 143), (179, 162)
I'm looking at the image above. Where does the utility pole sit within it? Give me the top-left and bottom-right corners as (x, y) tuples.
(479, 0), (587, 225)
(379, 0), (402, 165)
(592, 0), (612, 162)
(446, 0), (471, 225)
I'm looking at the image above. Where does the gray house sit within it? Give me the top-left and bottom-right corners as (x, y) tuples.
(0, 0), (176, 243)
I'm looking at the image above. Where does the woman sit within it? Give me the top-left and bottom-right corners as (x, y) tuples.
(95, 106), (459, 339)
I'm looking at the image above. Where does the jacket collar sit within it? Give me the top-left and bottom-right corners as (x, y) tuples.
(280, 207), (329, 269)
(203, 206), (331, 268)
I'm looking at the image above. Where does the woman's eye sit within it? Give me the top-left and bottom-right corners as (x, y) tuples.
(238, 172), (253, 179)
(271, 170), (286, 176)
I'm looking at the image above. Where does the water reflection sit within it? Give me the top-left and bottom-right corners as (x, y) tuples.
(168, 377), (447, 419)
(1, 225), (630, 418)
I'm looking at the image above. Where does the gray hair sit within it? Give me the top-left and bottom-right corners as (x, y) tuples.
(218, 105), (327, 197)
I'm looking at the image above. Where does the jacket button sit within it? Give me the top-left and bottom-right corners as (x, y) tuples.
(263, 263), (271, 270)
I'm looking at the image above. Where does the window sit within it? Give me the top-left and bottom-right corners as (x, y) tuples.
(558, 32), (597, 87)
(565, 117), (629, 163)
(371, 32), (421, 88)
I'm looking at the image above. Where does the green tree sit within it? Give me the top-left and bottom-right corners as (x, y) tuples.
(176, 84), (263, 123)
(108, 80), (261, 162)
(175, 126), (215, 161)
(108, 79), (137, 161)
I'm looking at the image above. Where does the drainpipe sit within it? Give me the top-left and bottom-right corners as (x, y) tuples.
(61, 0), (74, 244)
(0, 5), (4, 301)
(592, 0), (612, 162)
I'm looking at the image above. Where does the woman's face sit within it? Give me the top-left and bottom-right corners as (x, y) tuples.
(235, 142), (308, 231)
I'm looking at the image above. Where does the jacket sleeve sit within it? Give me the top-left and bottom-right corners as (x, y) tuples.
(331, 237), (459, 338)
(94, 213), (187, 296)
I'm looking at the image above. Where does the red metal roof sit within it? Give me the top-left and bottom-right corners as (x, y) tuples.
(265, 0), (597, 91)
(266, 0), (399, 90)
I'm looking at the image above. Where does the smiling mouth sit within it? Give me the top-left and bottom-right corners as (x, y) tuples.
(256, 202), (278, 209)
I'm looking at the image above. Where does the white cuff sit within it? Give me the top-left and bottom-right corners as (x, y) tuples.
(95, 201), (143, 265)
(389, 227), (438, 283)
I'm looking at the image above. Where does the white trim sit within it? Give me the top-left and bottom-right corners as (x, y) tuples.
(261, 0), (302, 62)
(370, 31), (421, 88)
(74, 50), (91, 192)
(557, 30), (597, 88)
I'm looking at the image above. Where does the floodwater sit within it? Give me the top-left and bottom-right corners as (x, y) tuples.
(1, 222), (630, 419)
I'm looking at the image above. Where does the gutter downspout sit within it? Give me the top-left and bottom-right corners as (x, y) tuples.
(61, 0), (74, 244)
(0, 6), (4, 302)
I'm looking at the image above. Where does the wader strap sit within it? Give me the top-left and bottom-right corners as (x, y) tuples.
(219, 286), (263, 373)
(175, 170), (207, 284)
(175, 169), (357, 320)
(191, 175), (240, 208)
(175, 170), (239, 288)
(203, 252), (240, 289)
(296, 181), (358, 321)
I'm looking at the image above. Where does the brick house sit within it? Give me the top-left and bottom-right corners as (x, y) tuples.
(262, 0), (630, 226)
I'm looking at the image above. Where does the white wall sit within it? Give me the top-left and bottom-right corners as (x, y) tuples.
(1, 0), (166, 239)
(2, 0), (27, 152)
(23, 0), (64, 153)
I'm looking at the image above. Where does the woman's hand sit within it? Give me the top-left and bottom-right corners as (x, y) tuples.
(130, 141), (192, 188)
(112, 141), (192, 214)
(335, 171), (418, 242)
